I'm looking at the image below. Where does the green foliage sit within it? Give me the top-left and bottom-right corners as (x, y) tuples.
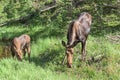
(0, 0), (119, 28)
(3, 0), (33, 19)
(0, 58), (77, 80)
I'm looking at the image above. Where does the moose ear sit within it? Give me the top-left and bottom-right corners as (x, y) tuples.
(62, 41), (67, 47)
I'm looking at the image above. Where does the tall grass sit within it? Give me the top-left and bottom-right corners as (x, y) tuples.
(0, 24), (120, 80)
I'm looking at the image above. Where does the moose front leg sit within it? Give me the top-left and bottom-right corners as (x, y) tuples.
(17, 50), (23, 61)
(62, 55), (67, 65)
(81, 40), (86, 61)
(27, 43), (31, 62)
(23, 48), (26, 57)
(11, 47), (15, 58)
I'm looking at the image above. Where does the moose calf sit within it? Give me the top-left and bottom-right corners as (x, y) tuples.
(11, 34), (31, 61)
(62, 12), (92, 68)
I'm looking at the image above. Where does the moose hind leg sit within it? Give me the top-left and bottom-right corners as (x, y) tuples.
(81, 40), (86, 61)
(27, 44), (30, 62)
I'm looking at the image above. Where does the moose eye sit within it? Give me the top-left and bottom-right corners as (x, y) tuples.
(66, 49), (72, 54)
(67, 49), (71, 52)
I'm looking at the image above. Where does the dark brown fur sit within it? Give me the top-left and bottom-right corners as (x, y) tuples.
(11, 34), (31, 61)
(62, 12), (92, 68)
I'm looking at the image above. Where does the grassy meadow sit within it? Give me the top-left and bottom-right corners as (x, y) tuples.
(0, 24), (120, 80)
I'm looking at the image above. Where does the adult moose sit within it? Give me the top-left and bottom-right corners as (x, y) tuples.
(62, 12), (92, 68)
(11, 34), (31, 61)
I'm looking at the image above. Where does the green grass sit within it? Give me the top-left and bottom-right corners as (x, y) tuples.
(0, 24), (120, 80)
(0, 58), (78, 80)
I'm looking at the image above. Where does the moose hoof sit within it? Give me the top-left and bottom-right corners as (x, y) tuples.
(67, 63), (72, 68)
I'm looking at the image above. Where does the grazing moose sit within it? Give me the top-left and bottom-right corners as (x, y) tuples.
(62, 12), (92, 68)
(11, 34), (31, 61)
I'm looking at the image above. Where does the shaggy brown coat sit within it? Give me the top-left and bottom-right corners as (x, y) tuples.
(11, 34), (31, 61)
